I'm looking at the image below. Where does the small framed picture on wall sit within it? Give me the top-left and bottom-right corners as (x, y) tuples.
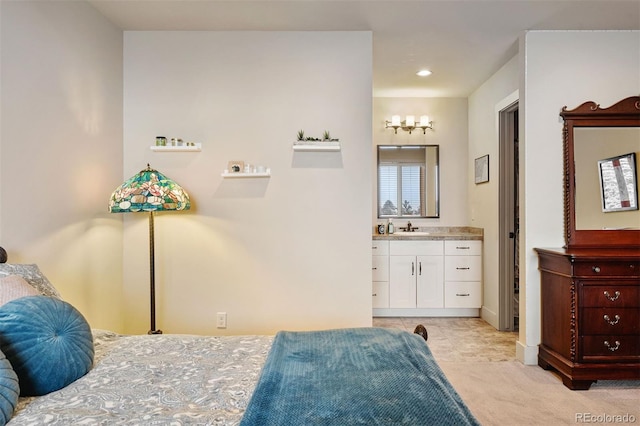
(474, 155), (489, 184)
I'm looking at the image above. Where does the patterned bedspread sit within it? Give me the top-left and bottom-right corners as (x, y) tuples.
(9, 330), (273, 425)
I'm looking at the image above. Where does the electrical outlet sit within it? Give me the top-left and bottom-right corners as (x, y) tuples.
(216, 312), (227, 329)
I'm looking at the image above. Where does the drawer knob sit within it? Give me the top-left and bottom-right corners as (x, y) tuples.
(592, 266), (601, 273)
(372, 267), (378, 270)
(604, 340), (621, 352)
(372, 293), (377, 297)
(603, 314), (620, 326)
(603, 290), (621, 301)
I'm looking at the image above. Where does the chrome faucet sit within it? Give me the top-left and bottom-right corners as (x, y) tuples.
(407, 221), (412, 231)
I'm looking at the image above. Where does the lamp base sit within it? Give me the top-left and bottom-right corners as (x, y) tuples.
(148, 329), (163, 335)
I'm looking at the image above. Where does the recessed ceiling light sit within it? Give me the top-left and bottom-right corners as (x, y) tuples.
(416, 69), (432, 77)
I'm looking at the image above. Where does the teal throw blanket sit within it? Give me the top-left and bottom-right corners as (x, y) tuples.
(241, 327), (479, 425)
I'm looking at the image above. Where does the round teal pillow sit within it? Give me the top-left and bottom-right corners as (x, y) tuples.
(0, 348), (19, 424)
(0, 296), (94, 396)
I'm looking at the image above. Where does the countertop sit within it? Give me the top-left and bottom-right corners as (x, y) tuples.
(372, 226), (483, 241)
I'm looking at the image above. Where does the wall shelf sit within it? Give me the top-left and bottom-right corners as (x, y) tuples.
(150, 143), (201, 152)
(221, 172), (271, 178)
(292, 141), (341, 152)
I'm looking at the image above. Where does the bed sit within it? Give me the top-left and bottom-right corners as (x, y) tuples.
(0, 257), (479, 425)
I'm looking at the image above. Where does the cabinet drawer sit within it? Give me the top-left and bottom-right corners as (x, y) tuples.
(390, 240), (443, 256)
(581, 335), (640, 360)
(372, 240), (389, 256)
(372, 255), (389, 281)
(445, 240), (482, 256)
(445, 256), (482, 281)
(574, 261), (640, 277)
(581, 285), (640, 308)
(582, 308), (640, 334)
(445, 282), (481, 308)
(372, 282), (389, 309)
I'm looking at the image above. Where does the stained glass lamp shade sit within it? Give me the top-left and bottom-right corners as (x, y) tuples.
(109, 164), (190, 334)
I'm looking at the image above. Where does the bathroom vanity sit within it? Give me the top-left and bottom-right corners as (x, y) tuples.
(372, 227), (483, 317)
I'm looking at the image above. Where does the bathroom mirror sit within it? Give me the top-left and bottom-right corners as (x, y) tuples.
(377, 145), (439, 218)
(561, 96), (640, 248)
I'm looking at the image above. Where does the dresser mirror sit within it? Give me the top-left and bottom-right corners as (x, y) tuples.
(377, 145), (439, 218)
(561, 96), (640, 248)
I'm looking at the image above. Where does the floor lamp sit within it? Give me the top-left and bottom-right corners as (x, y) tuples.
(109, 164), (190, 334)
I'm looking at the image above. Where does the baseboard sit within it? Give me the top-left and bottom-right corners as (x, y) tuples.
(516, 340), (539, 365)
(480, 306), (498, 329)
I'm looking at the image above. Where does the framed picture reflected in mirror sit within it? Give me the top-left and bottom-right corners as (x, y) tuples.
(598, 152), (638, 213)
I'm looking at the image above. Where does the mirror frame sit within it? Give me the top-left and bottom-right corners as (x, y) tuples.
(561, 96), (640, 248)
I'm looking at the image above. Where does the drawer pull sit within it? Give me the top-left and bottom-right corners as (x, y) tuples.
(372, 293), (377, 297)
(456, 267), (470, 270)
(604, 340), (621, 352)
(372, 246), (378, 250)
(456, 246), (470, 250)
(372, 267), (378, 270)
(456, 293), (470, 297)
(592, 266), (601, 273)
(603, 290), (621, 301)
(412, 262), (415, 276)
(603, 314), (620, 326)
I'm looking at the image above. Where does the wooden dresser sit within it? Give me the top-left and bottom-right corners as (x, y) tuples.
(535, 247), (640, 390)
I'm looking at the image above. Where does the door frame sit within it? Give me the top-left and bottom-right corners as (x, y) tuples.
(497, 91), (519, 331)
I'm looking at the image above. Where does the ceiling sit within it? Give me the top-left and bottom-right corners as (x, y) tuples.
(88, 0), (640, 98)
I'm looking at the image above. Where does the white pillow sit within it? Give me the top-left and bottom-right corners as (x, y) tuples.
(0, 275), (40, 307)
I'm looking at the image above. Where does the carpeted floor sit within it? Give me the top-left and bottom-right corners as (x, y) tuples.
(373, 317), (640, 426)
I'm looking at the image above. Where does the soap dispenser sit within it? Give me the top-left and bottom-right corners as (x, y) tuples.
(387, 218), (395, 234)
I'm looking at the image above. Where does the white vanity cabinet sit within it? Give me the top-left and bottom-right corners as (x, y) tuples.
(372, 240), (389, 308)
(444, 241), (482, 308)
(389, 241), (444, 309)
(373, 237), (482, 317)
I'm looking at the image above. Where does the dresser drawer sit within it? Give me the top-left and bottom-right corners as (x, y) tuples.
(581, 335), (640, 361)
(445, 256), (482, 281)
(574, 261), (640, 277)
(372, 240), (389, 256)
(445, 240), (482, 256)
(444, 282), (481, 308)
(581, 308), (640, 335)
(581, 285), (640, 308)
(372, 255), (389, 281)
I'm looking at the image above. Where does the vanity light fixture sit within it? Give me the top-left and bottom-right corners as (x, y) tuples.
(385, 115), (432, 134)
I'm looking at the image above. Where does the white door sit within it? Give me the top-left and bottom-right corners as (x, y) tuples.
(389, 255), (416, 308)
(416, 255), (444, 308)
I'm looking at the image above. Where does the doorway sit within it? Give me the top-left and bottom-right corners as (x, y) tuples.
(498, 99), (519, 331)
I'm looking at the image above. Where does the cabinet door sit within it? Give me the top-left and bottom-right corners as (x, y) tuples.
(389, 255), (417, 308)
(416, 255), (444, 308)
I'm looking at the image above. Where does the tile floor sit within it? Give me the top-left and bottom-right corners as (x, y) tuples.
(373, 317), (518, 362)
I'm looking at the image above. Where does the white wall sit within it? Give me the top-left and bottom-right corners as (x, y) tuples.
(0, 1), (124, 330)
(518, 30), (639, 363)
(468, 56), (519, 329)
(123, 31), (373, 335)
(372, 97), (469, 228)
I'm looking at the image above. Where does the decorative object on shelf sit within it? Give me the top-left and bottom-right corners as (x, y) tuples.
(155, 136), (167, 146)
(227, 161), (244, 173)
(295, 129), (340, 142)
(108, 164), (190, 335)
(293, 130), (341, 151)
(385, 115), (432, 134)
(474, 155), (489, 184)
